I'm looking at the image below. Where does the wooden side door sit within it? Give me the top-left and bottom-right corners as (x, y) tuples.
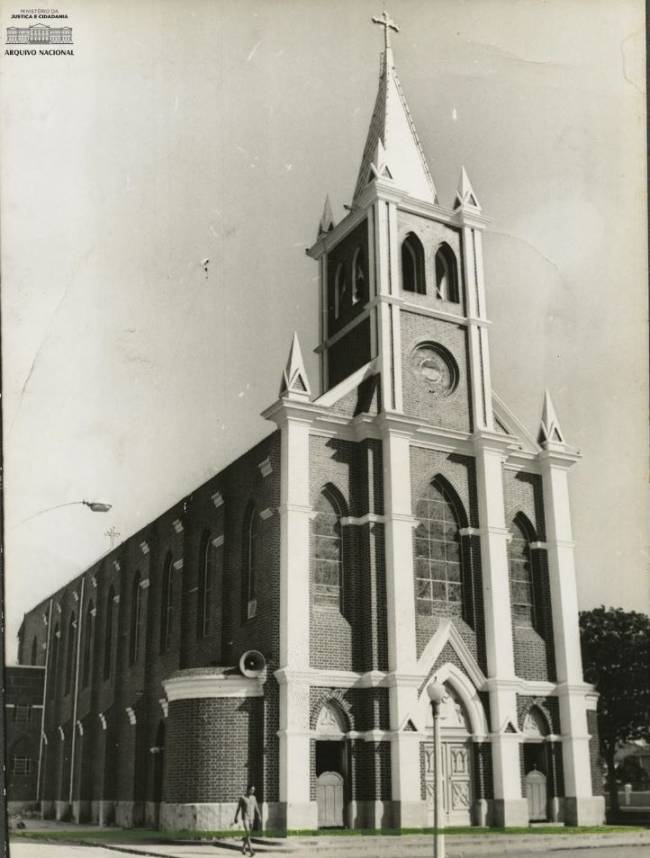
(317, 771), (344, 828)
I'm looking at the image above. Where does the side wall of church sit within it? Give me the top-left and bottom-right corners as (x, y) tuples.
(22, 431), (283, 822)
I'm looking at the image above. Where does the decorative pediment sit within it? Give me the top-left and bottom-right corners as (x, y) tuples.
(315, 702), (347, 735)
(492, 391), (539, 453)
(416, 619), (487, 691)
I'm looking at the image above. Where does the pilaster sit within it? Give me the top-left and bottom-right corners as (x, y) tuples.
(461, 225), (493, 431)
(373, 199), (402, 412)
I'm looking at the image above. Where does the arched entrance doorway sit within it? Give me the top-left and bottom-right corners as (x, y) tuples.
(424, 683), (474, 826)
(522, 707), (552, 822)
(314, 703), (348, 829)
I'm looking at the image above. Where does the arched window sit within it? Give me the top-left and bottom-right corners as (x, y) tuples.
(81, 600), (94, 688)
(103, 586), (115, 680)
(401, 232), (425, 294)
(160, 554), (174, 652)
(435, 243), (459, 302)
(242, 505), (261, 621)
(351, 248), (365, 305)
(509, 517), (537, 629)
(64, 611), (77, 695)
(197, 532), (214, 638)
(334, 262), (347, 319)
(312, 488), (344, 610)
(414, 479), (465, 617)
(30, 636), (38, 666)
(129, 571), (142, 665)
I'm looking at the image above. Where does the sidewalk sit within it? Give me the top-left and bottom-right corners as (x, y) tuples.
(11, 829), (650, 858)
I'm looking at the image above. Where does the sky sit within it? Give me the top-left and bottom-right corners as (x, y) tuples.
(1, 0), (647, 662)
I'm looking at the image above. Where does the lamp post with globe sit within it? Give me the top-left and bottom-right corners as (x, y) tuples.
(427, 679), (446, 858)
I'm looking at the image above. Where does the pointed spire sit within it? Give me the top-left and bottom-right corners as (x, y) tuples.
(454, 166), (482, 212)
(538, 390), (566, 446)
(318, 195), (334, 238)
(279, 332), (311, 401)
(353, 19), (437, 204)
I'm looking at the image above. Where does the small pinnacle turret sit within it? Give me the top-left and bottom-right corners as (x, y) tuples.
(538, 389), (566, 447)
(318, 195), (335, 238)
(454, 166), (481, 213)
(279, 332), (311, 401)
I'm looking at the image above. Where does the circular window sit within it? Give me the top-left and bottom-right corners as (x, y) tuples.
(410, 343), (459, 398)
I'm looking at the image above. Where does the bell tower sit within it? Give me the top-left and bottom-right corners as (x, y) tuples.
(308, 14), (494, 435)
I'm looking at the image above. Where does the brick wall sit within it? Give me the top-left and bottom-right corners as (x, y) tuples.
(165, 697), (264, 803)
(587, 710), (603, 795)
(401, 312), (472, 432)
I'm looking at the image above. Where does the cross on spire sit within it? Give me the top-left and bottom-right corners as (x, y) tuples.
(372, 10), (399, 51)
(105, 526), (121, 549)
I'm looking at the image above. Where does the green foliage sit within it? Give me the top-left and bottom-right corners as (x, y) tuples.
(579, 606), (650, 752)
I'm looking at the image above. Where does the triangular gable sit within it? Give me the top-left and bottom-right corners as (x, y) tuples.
(416, 618), (487, 690)
(492, 391), (539, 453)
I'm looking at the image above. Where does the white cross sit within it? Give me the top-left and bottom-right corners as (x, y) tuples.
(105, 526), (121, 549)
(372, 10), (399, 51)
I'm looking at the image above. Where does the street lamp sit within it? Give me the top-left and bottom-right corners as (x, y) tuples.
(21, 499), (112, 523)
(427, 680), (446, 858)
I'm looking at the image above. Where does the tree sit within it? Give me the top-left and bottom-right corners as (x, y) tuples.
(579, 607), (650, 812)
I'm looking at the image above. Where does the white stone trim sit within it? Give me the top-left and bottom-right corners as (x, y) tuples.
(259, 507), (273, 521)
(258, 457), (273, 478)
(530, 541), (548, 550)
(314, 359), (378, 408)
(112, 560), (121, 571)
(211, 491), (224, 508)
(90, 575), (98, 588)
(72, 590), (79, 602)
(42, 612), (48, 625)
(172, 518), (184, 534)
(163, 669), (264, 701)
(340, 513), (385, 526)
(76, 720), (84, 737)
(139, 541), (150, 555)
(57, 725), (65, 741)
(416, 619), (487, 690)
(158, 698), (168, 719)
(458, 527), (481, 536)
(211, 534), (224, 548)
(172, 559), (184, 571)
(112, 594), (120, 604)
(125, 707), (136, 726)
(90, 607), (97, 617)
(98, 713), (107, 730)
(139, 578), (150, 590)
(55, 602), (62, 613)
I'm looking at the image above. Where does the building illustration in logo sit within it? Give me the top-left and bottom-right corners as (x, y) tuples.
(6, 24), (73, 44)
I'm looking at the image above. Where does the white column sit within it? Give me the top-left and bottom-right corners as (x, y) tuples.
(374, 201), (401, 413)
(277, 412), (317, 829)
(540, 448), (600, 820)
(383, 427), (422, 826)
(474, 433), (527, 825)
(462, 226), (493, 431)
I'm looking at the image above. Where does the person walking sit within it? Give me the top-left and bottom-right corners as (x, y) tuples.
(234, 784), (260, 856)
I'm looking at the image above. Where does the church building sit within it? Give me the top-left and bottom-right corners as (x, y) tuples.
(11, 17), (605, 833)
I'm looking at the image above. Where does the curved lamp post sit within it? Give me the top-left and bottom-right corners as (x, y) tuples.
(21, 499), (112, 523)
(427, 680), (446, 858)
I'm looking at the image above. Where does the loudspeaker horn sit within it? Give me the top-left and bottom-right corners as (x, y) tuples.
(239, 649), (266, 677)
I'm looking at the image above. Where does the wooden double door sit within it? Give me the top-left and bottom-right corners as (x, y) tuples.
(424, 739), (473, 826)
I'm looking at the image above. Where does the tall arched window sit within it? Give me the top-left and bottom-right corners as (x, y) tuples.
(312, 488), (344, 610)
(351, 248), (365, 305)
(414, 479), (465, 617)
(509, 516), (537, 629)
(51, 623), (61, 690)
(435, 243), (459, 302)
(129, 571), (142, 665)
(103, 586), (115, 680)
(81, 600), (95, 688)
(197, 532), (214, 638)
(30, 636), (38, 666)
(64, 611), (77, 695)
(160, 554), (174, 652)
(401, 232), (425, 294)
(333, 262), (347, 319)
(242, 505), (260, 621)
